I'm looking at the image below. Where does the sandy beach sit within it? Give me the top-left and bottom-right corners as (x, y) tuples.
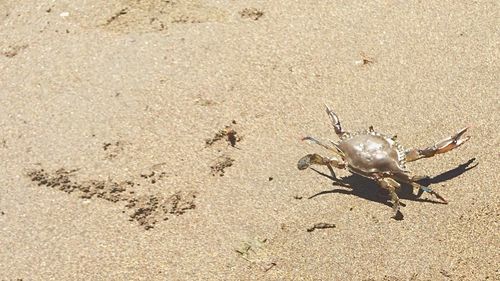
(1, 1), (498, 280)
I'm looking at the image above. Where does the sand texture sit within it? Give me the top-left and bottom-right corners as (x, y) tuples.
(1, 0), (499, 280)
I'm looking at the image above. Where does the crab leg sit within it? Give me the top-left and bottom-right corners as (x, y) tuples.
(405, 127), (470, 162)
(376, 177), (402, 218)
(302, 136), (335, 151)
(410, 181), (448, 203)
(301, 136), (344, 156)
(395, 172), (448, 203)
(325, 104), (347, 139)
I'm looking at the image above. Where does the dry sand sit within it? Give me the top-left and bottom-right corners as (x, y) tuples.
(1, 0), (498, 280)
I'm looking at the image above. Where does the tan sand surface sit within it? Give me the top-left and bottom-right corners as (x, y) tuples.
(1, 0), (498, 280)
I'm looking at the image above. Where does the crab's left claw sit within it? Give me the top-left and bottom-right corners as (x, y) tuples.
(432, 127), (470, 154)
(406, 127), (471, 162)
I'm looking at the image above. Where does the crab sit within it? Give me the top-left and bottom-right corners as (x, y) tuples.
(298, 105), (470, 218)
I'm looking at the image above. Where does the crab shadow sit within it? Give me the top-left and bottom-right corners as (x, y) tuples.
(308, 158), (478, 220)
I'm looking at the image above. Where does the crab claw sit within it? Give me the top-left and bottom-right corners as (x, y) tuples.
(297, 155), (312, 170)
(297, 153), (328, 170)
(433, 127), (470, 154)
(406, 127), (471, 162)
(297, 153), (346, 171)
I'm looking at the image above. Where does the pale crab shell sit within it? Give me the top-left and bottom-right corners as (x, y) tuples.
(336, 131), (408, 178)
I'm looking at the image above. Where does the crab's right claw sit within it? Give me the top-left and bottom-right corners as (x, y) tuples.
(297, 153), (346, 171)
(297, 155), (313, 170)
